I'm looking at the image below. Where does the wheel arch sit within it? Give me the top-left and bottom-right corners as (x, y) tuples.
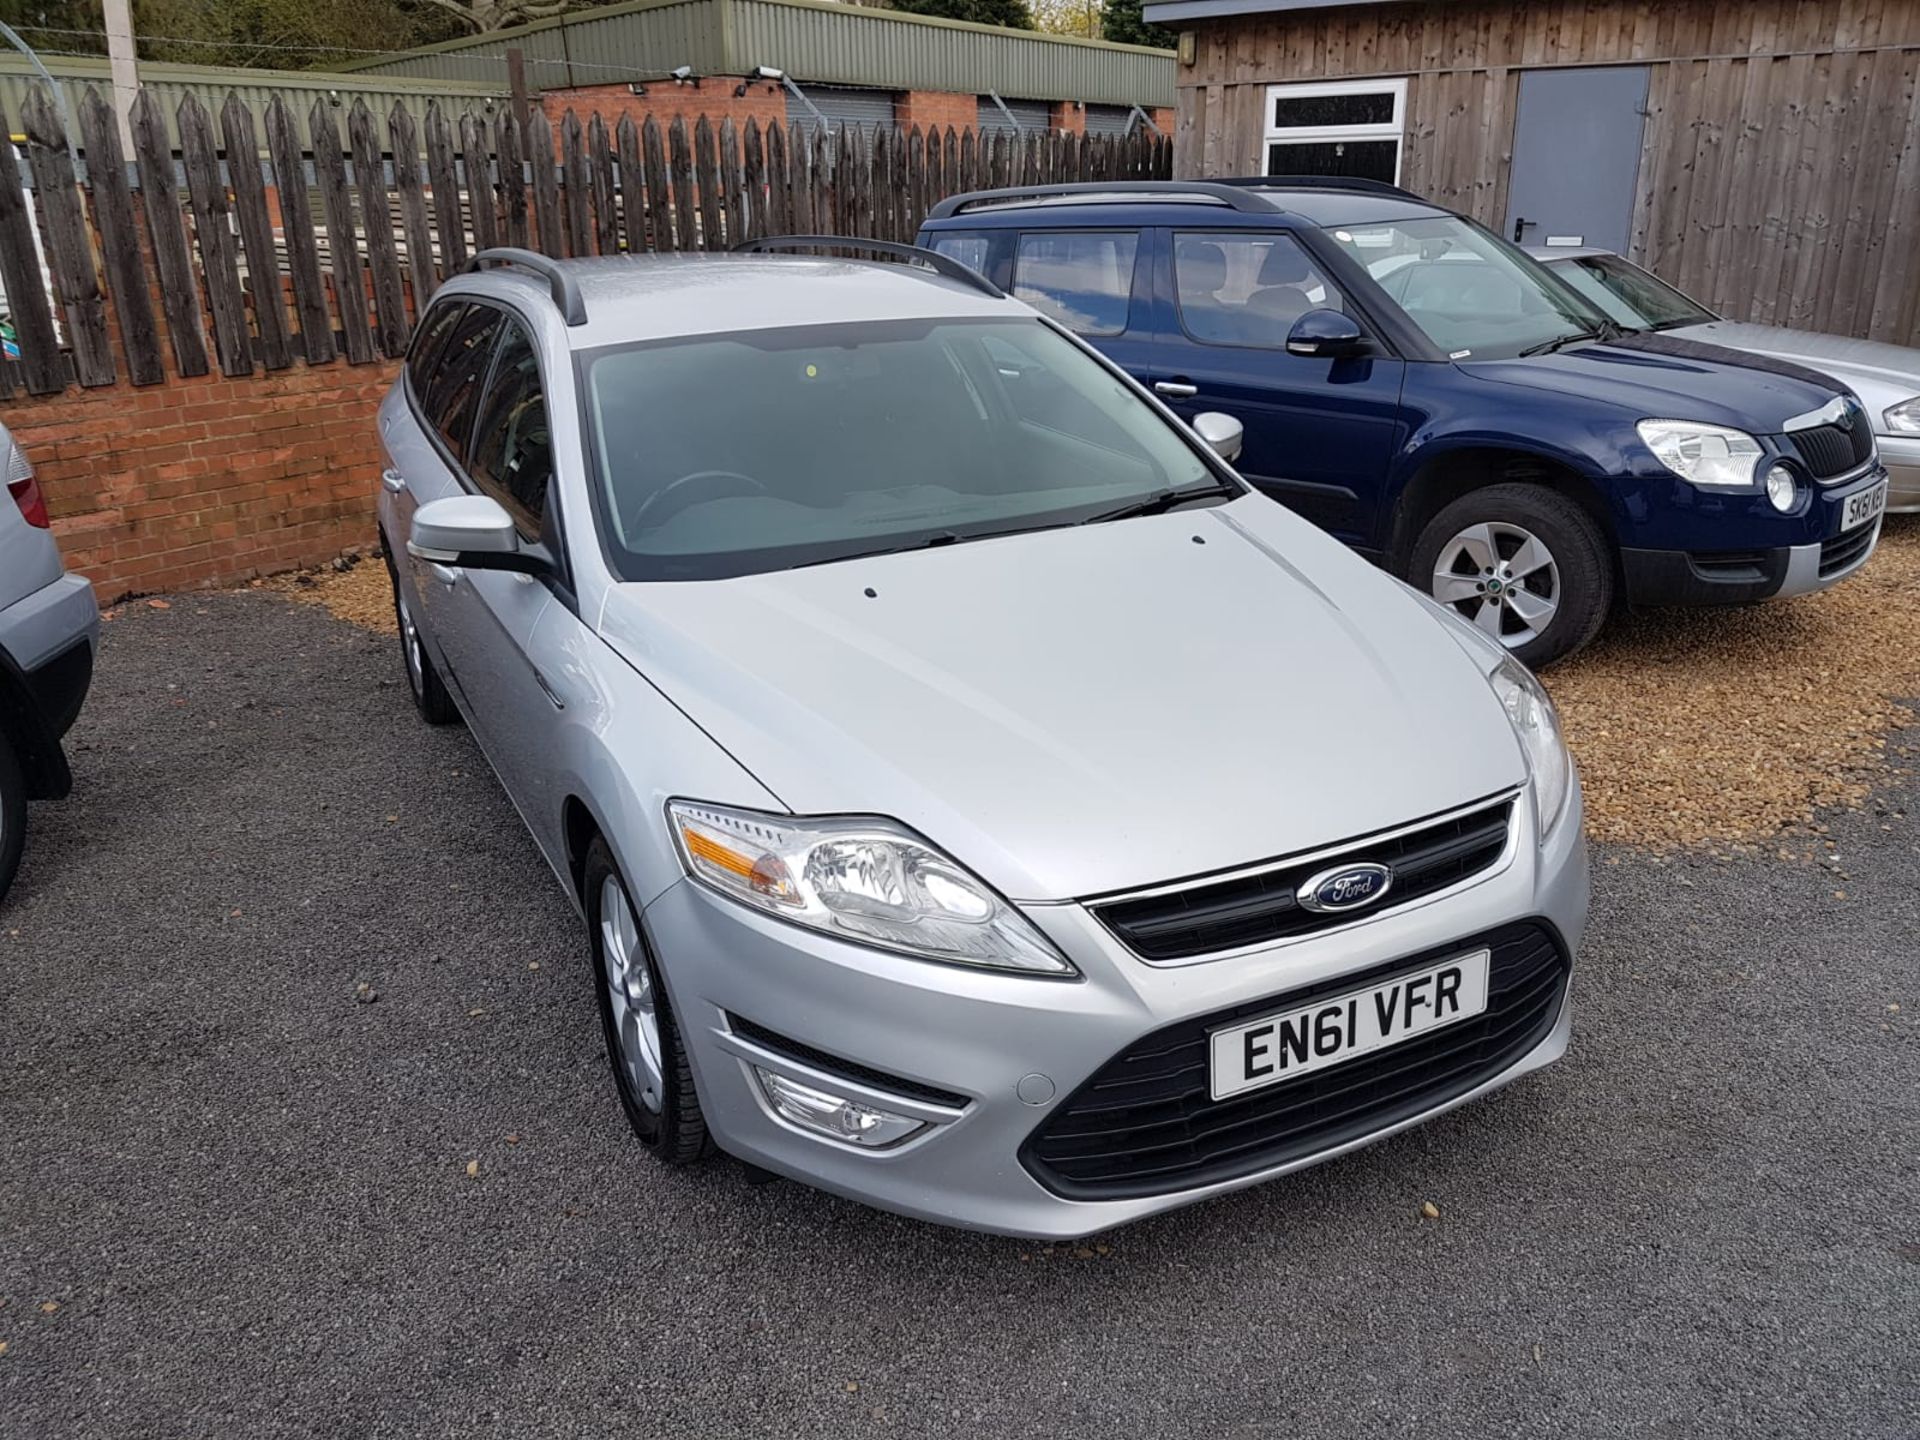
(0, 651), (71, 802)
(1387, 443), (1622, 583)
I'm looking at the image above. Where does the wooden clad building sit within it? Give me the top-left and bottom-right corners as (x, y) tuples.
(1146, 0), (1920, 345)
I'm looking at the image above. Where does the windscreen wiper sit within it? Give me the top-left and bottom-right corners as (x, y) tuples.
(1082, 483), (1239, 526)
(1519, 318), (1627, 357)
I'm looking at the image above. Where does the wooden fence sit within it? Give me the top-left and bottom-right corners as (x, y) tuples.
(0, 85), (1172, 398)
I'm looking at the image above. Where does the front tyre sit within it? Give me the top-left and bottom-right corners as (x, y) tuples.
(1410, 483), (1612, 668)
(0, 731), (25, 905)
(585, 837), (708, 1163)
(384, 551), (458, 725)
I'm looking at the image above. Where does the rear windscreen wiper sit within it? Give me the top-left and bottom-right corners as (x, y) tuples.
(1082, 483), (1238, 525)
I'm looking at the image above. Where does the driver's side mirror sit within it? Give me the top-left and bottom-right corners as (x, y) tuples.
(408, 494), (553, 577)
(1286, 308), (1369, 360)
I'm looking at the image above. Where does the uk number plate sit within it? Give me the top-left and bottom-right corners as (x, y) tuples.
(1842, 480), (1888, 533)
(1209, 950), (1491, 1102)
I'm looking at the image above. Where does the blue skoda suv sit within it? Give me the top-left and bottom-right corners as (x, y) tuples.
(919, 178), (1889, 666)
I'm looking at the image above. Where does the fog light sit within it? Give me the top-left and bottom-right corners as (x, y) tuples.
(1765, 464), (1800, 512)
(753, 1067), (926, 1148)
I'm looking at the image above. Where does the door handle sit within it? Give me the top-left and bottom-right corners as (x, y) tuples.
(381, 468), (408, 495)
(1154, 381), (1198, 398)
(1511, 216), (1533, 242)
(428, 563), (461, 587)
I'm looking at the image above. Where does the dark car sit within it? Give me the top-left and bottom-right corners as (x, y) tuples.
(918, 178), (1890, 666)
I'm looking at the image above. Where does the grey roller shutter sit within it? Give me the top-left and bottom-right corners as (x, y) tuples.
(977, 96), (1051, 134)
(1083, 104), (1135, 138)
(787, 84), (897, 137)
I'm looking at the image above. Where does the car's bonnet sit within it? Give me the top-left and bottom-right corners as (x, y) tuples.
(597, 497), (1525, 901)
(1663, 320), (1920, 417)
(1459, 332), (1843, 432)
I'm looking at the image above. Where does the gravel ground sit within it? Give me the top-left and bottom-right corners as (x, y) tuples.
(2, 593), (1916, 1439)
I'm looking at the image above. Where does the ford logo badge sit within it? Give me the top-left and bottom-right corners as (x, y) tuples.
(1297, 862), (1393, 914)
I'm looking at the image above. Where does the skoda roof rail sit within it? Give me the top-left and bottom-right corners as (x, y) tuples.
(466, 248), (588, 326)
(731, 235), (1006, 298)
(1212, 174), (1421, 200)
(925, 181), (1279, 221)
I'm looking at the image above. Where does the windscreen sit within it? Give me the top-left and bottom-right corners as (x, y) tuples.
(1324, 216), (1604, 359)
(581, 317), (1220, 580)
(1547, 254), (1716, 331)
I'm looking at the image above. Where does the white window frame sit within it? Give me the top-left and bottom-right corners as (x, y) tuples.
(1262, 78), (1408, 184)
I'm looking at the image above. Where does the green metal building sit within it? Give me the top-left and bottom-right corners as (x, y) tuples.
(340, 0), (1175, 112)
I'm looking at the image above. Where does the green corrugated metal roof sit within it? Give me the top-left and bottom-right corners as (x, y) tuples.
(341, 0), (1176, 108)
(0, 55), (506, 144)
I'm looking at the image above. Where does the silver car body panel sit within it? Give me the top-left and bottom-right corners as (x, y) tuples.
(379, 254), (1586, 1234)
(599, 495), (1527, 903)
(0, 421), (96, 680)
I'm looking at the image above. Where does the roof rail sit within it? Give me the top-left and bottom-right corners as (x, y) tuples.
(731, 235), (1006, 298)
(1212, 174), (1421, 201)
(464, 247), (588, 326)
(925, 181), (1278, 221)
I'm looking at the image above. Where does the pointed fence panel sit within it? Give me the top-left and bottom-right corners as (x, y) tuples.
(77, 87), (162, 385)
(222, 92), (293, 371)
(426, 104), (468, 274)
(22, 89), (113, 386)
(178, 95), (252, 377)
(311, 101), (376, 365)
(266, 97), (336, 365)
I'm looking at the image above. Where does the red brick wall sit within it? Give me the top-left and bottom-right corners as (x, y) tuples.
(1050, 101), (1087, 135)
(537, 79), (789, 136)
(5, 360), (398, 604)
(895, 90), (975, 134)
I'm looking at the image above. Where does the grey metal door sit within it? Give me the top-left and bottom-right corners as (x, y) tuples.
(1505, 66), (1649, 255)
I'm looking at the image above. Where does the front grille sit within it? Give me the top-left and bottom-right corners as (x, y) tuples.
(1092, 798), (1514, 962)
(726, 1014), (971, 1109)
(1819, 519), (1880, 577)
(1789, 419), (1875, 480)
(1022, 921), (1569, 1199)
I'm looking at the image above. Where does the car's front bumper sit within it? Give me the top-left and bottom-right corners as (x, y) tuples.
(642, 786), (1588, 1239)
(1620, 464), (1888, 606)
(1880, 433), (1920, 512)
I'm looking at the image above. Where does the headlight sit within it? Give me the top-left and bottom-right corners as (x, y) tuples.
(1885, 397), (1920, 435)
(1636, 419), (1764, 488)
(1488, 658), (1572, 834)
(667, 801), (1075, 976)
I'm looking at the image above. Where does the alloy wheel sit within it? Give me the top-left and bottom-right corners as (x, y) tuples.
(395, 587), (425, 697)
(1430, 520), (1561, 649)
(599, 874), (665, 1113)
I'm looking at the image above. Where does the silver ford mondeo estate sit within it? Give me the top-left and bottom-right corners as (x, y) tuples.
(377, 243), (1589, 1238)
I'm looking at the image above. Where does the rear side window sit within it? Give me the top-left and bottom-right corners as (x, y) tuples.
(420, 304), (506, 462)
(1013, 231), (1139, 336)
(468, 319), (553, 539)
(927, 231), (992, 276)
(1174, 232), (1344, 347)
(406, 301), (465, 392)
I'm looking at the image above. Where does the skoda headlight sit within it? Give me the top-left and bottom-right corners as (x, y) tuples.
(1489, 658), (1571, 834)
(1884, 397), (1920, 435)
(667, 801), (1074, 976)
(1636, 419), (1764, 488)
